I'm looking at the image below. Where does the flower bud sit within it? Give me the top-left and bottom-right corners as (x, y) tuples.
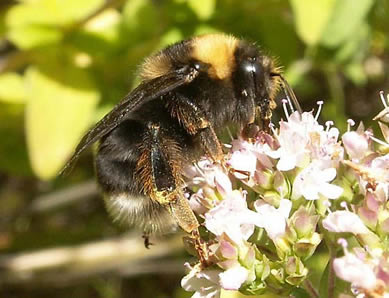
(274, 237), (292, 259)
(284, 256), (309, 285)
(357, 232), (382, 250)
(378, 217), (389, 235)
(342, 130), (370, 161)
(273, 171), (290, 198)
(254, 253), (271, 280)
(203, 186), (219, 203)
(241, 245), (256, 269)
(290, 205), (319, 238)
(262, 190), (281, 207)
(253, 169), (274, 191)
(293, 232), (322, 259)
(358, 206), (378, 230)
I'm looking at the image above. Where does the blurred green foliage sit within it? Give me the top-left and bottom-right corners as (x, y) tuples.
(0, 0), (388, 297)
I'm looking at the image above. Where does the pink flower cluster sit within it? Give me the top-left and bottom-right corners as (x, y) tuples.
(181, 93), (389, 298)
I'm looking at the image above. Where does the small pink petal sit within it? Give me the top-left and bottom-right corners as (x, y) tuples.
(220, 240), (238, 259)
(358, 207), (378, 228)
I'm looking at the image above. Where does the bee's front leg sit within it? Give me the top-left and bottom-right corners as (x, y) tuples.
(242, 102), (274, 140)
(136, 122), (210, 266)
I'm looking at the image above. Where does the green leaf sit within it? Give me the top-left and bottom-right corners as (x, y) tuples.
(25, 62), (100, 180)
(6, 24), (63, 49)
(290, 0), (336, 45)
(320, 0), (374, 47)
(0, 104), (32, 176)
(194, 25), (220, 35)
(122, 0), (159, 41)
(6, 0), (104, 27)
(5, 0), (104, 49)
(334, 22), (369, 62)
(69, 9), (121, 56)
(318, 256), (352, 297)
(344, 62), (367, 85)
(188, 0), (216, 20)
(0, 72), (25, 103)
(158, 28), (183, 48)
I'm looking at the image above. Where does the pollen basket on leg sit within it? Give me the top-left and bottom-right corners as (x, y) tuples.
(192, 34), (238, 80)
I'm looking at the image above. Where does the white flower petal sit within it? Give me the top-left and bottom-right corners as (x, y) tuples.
(323, 211), (370, 234)
(204, 193), (258, 243)
(277, 154), (297, 171)
(278, 199), (293, 219)
(181, 268), (222, 298)
(254, 199), (291, 240)
(321, 168), (337, 182)
(333, 254), (377, 290)
(219, 265), (248, 290)
(320, 183), (343, 199)
(228, 151), (257, 173)
(302, 184), (319, 200)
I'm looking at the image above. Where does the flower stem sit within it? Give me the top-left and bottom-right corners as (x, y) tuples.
(327, 244), (336, 298)
(303, 280), (319, 298)
(319, 222), (336, 298)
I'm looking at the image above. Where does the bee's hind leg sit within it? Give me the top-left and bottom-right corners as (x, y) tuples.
(136, 122), (210, 266)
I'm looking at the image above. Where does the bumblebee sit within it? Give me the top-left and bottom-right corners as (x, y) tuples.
(61, 34), (300, 262)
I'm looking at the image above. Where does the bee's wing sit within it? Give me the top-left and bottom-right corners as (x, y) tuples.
(60, 67), (198, 175)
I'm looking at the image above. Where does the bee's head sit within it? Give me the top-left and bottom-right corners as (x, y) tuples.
(232, 42), (281, 120)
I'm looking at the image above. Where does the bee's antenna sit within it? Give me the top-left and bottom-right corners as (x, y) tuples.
(270, 73), (302, 114)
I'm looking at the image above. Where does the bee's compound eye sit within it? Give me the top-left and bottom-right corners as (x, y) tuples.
(192, 61), (209, 72)
(240, 58), (262, 75)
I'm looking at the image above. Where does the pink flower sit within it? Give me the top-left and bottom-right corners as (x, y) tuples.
(181, 265), (222, 298)
(204, 191), (259, 244)
(309, 126), (344, 168)
(254, 199), (292, 240)
(267, 117), (310, 171)
(228, 149), (257, 178)
(292, 162), (343, 200)
(342, 130), (370, 162)
(219, 265), (249, 290)
(333, 252), (377, 290)
(370, 154), (389, 184)
(184, 158), (226, 189)
(323, 210), (370, 234)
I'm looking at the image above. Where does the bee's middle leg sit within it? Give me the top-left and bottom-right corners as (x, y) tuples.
(136, 122), (209, 265)
(138, 121), (199, 233)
